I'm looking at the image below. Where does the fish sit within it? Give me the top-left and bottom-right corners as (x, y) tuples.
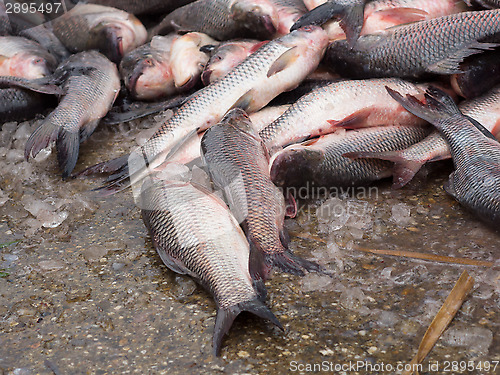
(386, 86), (500, 227)
(324, 9), (500, 79)
(49, 3), (147, 63)
(0, 87), (57, 122)
(347, 84), (500, 188)
(139, 177), (282, 356)
(73, 0), (196, 15)
(249, 104), (290, 131)
(119, 35), (178, 100)
(169, 32), (217, 90)
(149, 0), (280, 40)
(291, 0), (367, 46)
(259, 78), (428, 154)
(0, 36), (57, 79)
(201, 108), (321, 280)
(25, 50), (121, 178)
(450, 49), (500, 99)
(84, 26), (329, 195)
(270, 125), (430, 188)
(201, 39), (263, 85)
(321, 0), (465, 43)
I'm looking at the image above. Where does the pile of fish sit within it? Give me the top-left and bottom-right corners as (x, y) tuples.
(1, 0), (499, 355)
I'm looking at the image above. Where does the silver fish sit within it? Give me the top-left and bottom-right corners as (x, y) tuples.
(25, 50), (121, 177)
(201, 108), (321, 280)
(324, 9), (500, 79)
(259, 78), (428, 154)
(139, 177), (282, 356)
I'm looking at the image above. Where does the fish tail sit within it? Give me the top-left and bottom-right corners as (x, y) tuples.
(386, 86), (461, 124)
(344, 150), (425, 189)
(213, 298), (283, 356)
(25, 118), (60, 161)
(291, 1), (364, 47)
(272, 249), (323, 276)
(56, 128), (80, 179)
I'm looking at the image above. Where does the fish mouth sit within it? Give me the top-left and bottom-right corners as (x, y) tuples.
(127, 62), (147, 98)
(201, 68), (212, 85)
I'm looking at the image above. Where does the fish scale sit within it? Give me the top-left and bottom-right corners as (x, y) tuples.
(325, 9), (500, 79)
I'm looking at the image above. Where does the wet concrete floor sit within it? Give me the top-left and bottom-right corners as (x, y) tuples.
(0, 118), (498, 374)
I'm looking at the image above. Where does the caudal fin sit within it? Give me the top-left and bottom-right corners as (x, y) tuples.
(386, 86), (461, 125)
(25, 119), (80, 178)
(291, 1), (365, 47)
(213, 298), (283, 356)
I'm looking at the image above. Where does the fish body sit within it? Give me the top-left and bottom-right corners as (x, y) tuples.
(89, 26), (328, 195)
(348, 85), (500, 188)
(201, 39), (262, 85)
(170, 32), (217, 90)
(271, 0), (307, 36)
(120, 35), (178, 100)
(467, 0), (500, 9)
(259, 78), (428, 154)
(139, 177), (282, 356)
(150, 0), (279, 40)
(0, 1), (11, 36)
(201, 108), (321, 280)
(19, 24), (70, 62)
(324, 9), (500, 79)
(50, 3), (147, 63)
(387, 87), (500, 227)
(25, 50), (121, 177)
(0, 36), (57, 78)
(270, 125), (430, 188)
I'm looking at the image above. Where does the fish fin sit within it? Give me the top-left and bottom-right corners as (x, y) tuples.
(328, 108), (372, 129)
(464, 115), (498, 141)
(25, 119), (60, 160)
(291, 0), (364, 46)
(233, 89), (257, 111)
(374, 7), (428, 25)
(273, 250), (323, 276)
(79, 119), (100, 143)
(248, 240), (273, 281)
(343, 150), (425, 189)
(74, 154), (129, 177)
(213, 298), (282, 356)
(0, 76), (63, 95)
(427, 41), (500, 75)
(56, 129), (80, 178)
(284, 191), (297, 218)
(267, 46), (298, 78)
(386, 86), (459, 124)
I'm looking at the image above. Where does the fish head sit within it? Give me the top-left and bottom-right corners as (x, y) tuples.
(89, 16), (147, 63)
(270, 144), (323, 187)
(231, 0), (279, 39)
(222, 107), (261, 139)
(6, 52), (54, 79)
(121, 53), (174, 100)
(202, 43), (245, 85)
